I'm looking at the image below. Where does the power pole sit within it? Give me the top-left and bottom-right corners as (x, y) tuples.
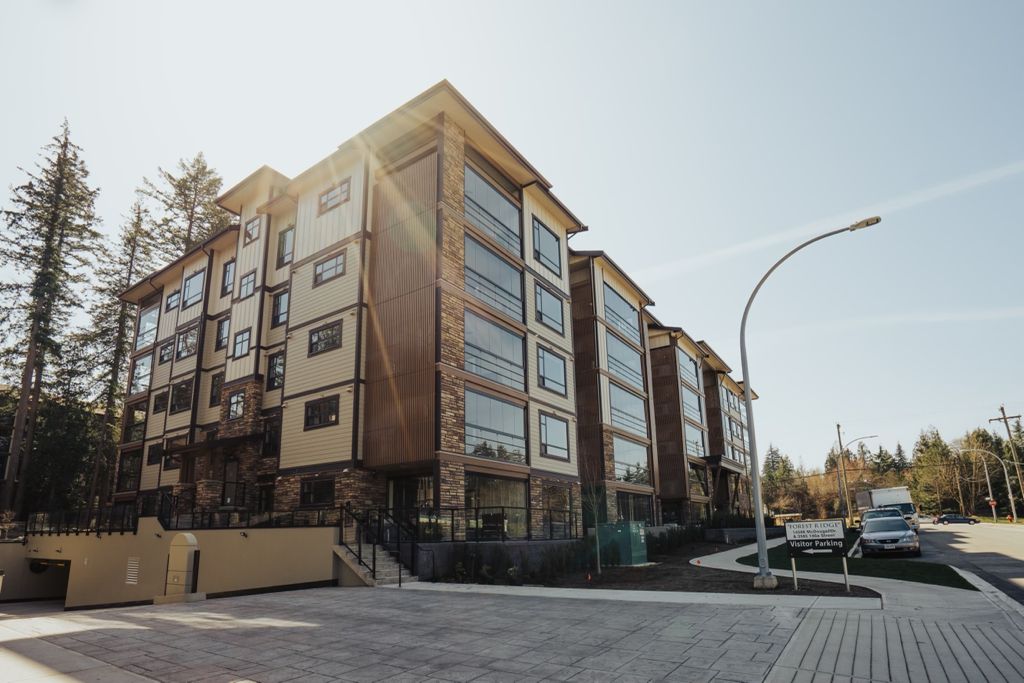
(982, 457), (996, 523)
(990, 406), (1024, 522)
(836, 423), (854, 525)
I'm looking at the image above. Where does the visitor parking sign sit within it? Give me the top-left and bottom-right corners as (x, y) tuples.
(784, 518), (847, 558)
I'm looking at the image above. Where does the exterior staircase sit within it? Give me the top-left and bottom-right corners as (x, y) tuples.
(333, 543), (417, 587)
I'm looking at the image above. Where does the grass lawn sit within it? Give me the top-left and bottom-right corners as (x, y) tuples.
(737, 538), (976, 591)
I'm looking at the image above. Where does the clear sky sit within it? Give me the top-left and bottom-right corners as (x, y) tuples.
(2, 1), (1022, 468)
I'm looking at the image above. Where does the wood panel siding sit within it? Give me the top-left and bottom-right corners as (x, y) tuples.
(279, 389), (354, 470)
(569, 256), (603, 483)
(363, 150), (439, 468)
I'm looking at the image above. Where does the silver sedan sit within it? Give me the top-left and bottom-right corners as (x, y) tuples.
(860, 517), (921, 557)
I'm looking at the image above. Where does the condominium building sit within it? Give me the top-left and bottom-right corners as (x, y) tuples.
(116, 82), (584, 537)
(569, 251), (659, 526)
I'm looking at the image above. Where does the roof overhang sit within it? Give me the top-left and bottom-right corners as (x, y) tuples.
(216, 165), (290, 216)
(118, 226), (239, 304)
(570, 249), (654, 307)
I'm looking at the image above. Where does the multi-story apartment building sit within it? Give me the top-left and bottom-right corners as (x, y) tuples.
(116, 82), (585, 538)
(647, 321), (714, 525)
(569, 251), (659, 526)
(700, 342), (755, 517)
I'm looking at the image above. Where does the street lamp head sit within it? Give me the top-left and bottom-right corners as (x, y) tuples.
(849, 216), (882, 231)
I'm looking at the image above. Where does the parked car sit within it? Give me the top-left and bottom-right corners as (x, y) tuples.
(932, 514), (979, 525)
(859, 508), (904, 526)
(860, 517), (921, 557)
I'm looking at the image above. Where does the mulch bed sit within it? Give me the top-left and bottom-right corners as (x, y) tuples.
(549, 541), (879, 598)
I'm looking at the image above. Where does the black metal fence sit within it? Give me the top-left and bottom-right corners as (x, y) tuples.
(26, 507), (139, 536)
(400, 506), (581, 543)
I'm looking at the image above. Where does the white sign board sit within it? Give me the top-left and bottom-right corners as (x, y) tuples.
(784, 518), (846, 557)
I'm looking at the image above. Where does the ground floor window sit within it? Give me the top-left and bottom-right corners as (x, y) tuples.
(300, 478), (335, 508)
(389, 475), (434, 513)
(541, 483), (574, 539)
(688, 501), (709, 525)
(616, 491), (654, 526)
(465, 473), (527, 540)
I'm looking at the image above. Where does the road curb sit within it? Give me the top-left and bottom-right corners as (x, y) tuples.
(949, 565), (1024, 626)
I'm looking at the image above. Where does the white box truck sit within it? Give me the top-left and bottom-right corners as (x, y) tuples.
(856, 486), (919, 530)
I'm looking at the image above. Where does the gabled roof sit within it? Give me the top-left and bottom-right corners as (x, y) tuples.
(119, 225), (239, 303)
(570, 249), (654, 307)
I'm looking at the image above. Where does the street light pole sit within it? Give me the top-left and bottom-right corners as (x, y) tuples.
(981, 457), (996, 524)
(740, 215), (881, 590)
(955, 448), (1017, 523)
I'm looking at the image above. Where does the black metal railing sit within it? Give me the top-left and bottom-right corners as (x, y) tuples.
(402, 506), (581, 543)
(26, 506), (139, 537)
(341, 505), (377, 581)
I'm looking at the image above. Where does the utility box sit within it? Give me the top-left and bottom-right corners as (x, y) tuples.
(597, 521), (648, 566)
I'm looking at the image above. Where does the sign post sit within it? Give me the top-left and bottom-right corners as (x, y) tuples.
(784, 518), (849, 592)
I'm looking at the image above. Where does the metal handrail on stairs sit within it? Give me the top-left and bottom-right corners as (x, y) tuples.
(341, 504), (376, 581)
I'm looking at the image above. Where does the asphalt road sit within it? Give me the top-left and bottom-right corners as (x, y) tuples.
(914, 522), (1024, 605)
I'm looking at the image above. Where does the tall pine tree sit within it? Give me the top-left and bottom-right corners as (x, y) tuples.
(81, 199), (155, 513)
(0, 121), (99, 515)
(141, 152), (230, 257)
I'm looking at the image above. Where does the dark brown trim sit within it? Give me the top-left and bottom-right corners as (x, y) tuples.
(275, 225), (295, 270)
(270, 289), (289, 328)
(209, 371), (225, 408)
(533, 280), (566, 337)
(281, 378), (356, 403)
(438, 451), (530, 478)
(205, 580), (336, 601)
(317, 177), (352, 216)
(463, 218), (524, 274)
(529, 395), (576, 417)
(290, 231), (366, 270)
(179, 268), (207, 311)
(222, 373), (258, 389)
(253, 210), (274, 378)
(447, 367), (528, 405)
(164, 289), (181, 312)
(169, 368), (199, 383)
(530, 214), (562, 278)
(214, 316), (230, 351)
(225, 388), (246, 421)
(311, 249), (347, 288)
(457, 289), (527, 335)
(168, 377), (195, 415)
(266, 350), (285, 390)
(307, 320), (342, 357)
(277, 461), (353, 477)
(606, 424), (653, 447)
(351, 155), (370, 464)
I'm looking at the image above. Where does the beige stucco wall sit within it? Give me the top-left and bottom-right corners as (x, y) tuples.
(16, 518), (341, 609)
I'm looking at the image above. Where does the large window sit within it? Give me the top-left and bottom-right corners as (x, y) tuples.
(540, 413), (569, 460)
(210, 372), (224, 407)
(318, 179), (350, 214)
(464, 165), (521, 254)
(465, 389), (526, 464)
(135, 304), (159, 349)
(227, 390), (245, 420)
(537, 346), (567, 395)
(182, 270), (204, 309)
(613, 435), (650, 485)
(304, 395), (339, 430)
(465, 236), (523, 320)
(267, 352), (285, 389)
(689, 464), (709, 498)
(682, 386), (703, 423)
(272, 291), (289, 327)
(465, 473), (528, 540)
(116, 450), (142, 492)
(606, 331), (644, 389)
(244, 216), (260, 244)
(277, 227), (294, 268)
(308, 321), (341, 355)
(129, 354), (152, 395)
(603, 284), (641, 344)
(233, 329), (251, 358)
(464, 310), (524, 390)
(300, 478), (335, 506)
(532, 216), (561, 276)
(609, 383), (647, 437)
(678, 347), (700, 389)
(215, 318), (230, 350)
(685, 427), (706, 457)
(314, 252), (345, 285)
(534, 284), (564, 334)
(175, 327), (199, 360)
(169, 379), (193, 414)
(123, 403), (147, 442)
(616, 491), (654, 526)
(221, 259), (235, 297)
(238, 271), (256, 299)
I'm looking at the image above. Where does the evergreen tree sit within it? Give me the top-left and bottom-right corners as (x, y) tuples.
(81, 200), (155, 513)
(872, 446), (895, 475)
(0, 121), (100, 515)
(20, 336), (98, 512)
(892, 443), (909, 473)
(141, 152), (230, 257)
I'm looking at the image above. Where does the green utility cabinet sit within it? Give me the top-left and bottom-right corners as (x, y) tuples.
(596, 521), (648, 566)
